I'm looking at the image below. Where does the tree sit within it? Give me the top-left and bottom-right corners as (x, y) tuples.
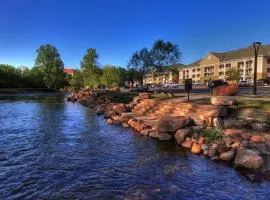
(225, 67), (241, 82)
(80, 48), (101, 88)
(151, 39), (181, 72)
(100, 65), (120, 88)
(127, 39), (181, 83)
(34, 44), (65, 89)
(70, 71), (83, 88)
(118, 67), (127, 86)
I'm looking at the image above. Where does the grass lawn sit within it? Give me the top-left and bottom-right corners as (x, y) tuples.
(235, 97), (270, 112)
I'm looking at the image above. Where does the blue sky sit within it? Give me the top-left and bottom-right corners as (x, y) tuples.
(1, 0), (270, 69)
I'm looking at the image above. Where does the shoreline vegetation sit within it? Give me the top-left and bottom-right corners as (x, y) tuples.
(67, 89), (270, 181)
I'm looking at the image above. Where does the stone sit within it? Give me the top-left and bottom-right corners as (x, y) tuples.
(139, 92), (151, 99)
(208, 149), (217, 157)
(250, 135), (265, 143)
(112, 103), (127, 114)
(192, 125), (204, 132)
(158, 133), (172, 141)
(140, 128), (152, 136)
(181, 138), (193, 149)
(234, 148), (264, 169)
(210, 96), (234, 106)
(193, 118), (206, 126)
(191, 143), (201, 154)
(203, 150), (209, 156)
(223, 136), (233, 146)
(174, 128), (191, 144)
(220, 150), (235, 161)
(201, 144), (209, 151)
(231, 142), (240, 149)
(216, 143), (227, 154)
(213, 118), (224, 129)
(106, 118), (113, 125)
(111, 115), (124, 123)
(156, 116), (191, 133)
(211, 156), (219, 161)
(149, 131), (159, 138)
(121, 122), (129, 128)
(198, 137), (205, 145)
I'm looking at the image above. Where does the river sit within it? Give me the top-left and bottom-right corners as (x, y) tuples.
(0, 94), (269, 199)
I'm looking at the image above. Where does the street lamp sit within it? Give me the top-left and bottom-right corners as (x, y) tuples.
(252, 41), (261, 95)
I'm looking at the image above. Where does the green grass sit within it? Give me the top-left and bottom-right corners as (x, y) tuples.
(236, 97), (270, 112)
(202, 128), (224, 143)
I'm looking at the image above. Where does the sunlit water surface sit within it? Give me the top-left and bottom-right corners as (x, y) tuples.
(0, 95), (269, 200)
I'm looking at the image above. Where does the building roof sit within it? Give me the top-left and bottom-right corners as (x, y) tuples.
(64, 68), (77, 73)
(186, 44), (270, 67)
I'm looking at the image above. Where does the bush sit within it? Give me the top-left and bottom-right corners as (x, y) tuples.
(202, 128), (224, 143)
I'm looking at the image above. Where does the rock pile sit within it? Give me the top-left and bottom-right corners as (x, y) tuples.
(104, 94), (269, 173)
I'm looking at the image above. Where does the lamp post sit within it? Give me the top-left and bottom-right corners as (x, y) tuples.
(252, 41), (261, 95)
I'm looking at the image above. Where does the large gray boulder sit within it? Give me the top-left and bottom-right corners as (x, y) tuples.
(234, 148), (264, 169)
(174, 128), (191, 144)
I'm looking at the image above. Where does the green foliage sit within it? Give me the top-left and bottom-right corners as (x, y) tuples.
(80, 48), (101, 88)
(225, 67), (241, 82)
(202, 128), (224, 143)
(34, 44), (65, 89)
(100, 65), (120, 88)
(70, 71), (83, 88)
(128, 39), (181, 82)
(0, 64), (45, 88)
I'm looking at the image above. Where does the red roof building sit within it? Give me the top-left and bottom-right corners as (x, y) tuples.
(64, 68), (78, 76)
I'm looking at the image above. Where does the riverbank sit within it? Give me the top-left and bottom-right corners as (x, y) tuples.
(67, 90), (270, 180)
(0, 88), (56, 94)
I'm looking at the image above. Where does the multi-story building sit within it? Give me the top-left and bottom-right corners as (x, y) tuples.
(64, 68), (77, 76)
(179, 44), (270, 84)
(143, 71), (173, 85)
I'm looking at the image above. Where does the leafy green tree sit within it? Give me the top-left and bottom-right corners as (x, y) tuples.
(101, 65), (120, 88)
(118, 67), (127, 86)
(70, 71), (83, 88)
(225, 67), (241, 82)
(80, 48), (101, 88)
(34, 44), (65, 89)
(128, 39), (181, 83)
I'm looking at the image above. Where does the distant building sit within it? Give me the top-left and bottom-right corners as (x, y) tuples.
(64, 68), (77, 76)
(179, 44), (270, 84)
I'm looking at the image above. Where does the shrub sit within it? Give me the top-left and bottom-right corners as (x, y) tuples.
(202, 128), (224, 143)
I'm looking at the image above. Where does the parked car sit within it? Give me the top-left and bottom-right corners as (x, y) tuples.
(239, 80), (250, 87)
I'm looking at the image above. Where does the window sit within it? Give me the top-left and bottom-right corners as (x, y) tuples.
(197, 74), (200, 77)
(267, 59), (270, 64)
(192, 75), (195, 78)
(192, 69), (195, 72)
(197, 68), (200, 71)
(267, 68), (270, 73)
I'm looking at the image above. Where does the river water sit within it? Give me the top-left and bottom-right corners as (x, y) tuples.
(0, 94), (269, 200)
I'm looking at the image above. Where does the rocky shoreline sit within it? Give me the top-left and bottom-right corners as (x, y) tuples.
(67, 90), (270, 180)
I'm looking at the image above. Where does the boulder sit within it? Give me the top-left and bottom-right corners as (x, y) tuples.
(121, 122), (129, 128)
(234, 148), (264, 169)
(149, 131), (160, 138)
(191, 143), (201, 154)
(210, 96), (235, 106)
(250, 135), (265, 143)
(158, 133), (172, 141)
(106, 118), (113, 125)
(181, 138), (193, 149)
(223, 136), (233, 147)
(208, 149), (217, 157)
(192, 125), (204, 133)
(198, 137), (205, 145)
(213, 118), (224, 129)
(174, 128), (191, 144)
(112, 103), (127, 114)
(193, 118), (206, 126)
(231, 142), (240, 149)
(220, 150), (235, 161)
(201, 144), (209, 151)
(203, 150), (209, 156)
(156, 116), (191, 133)
(140, 128), (152, 136)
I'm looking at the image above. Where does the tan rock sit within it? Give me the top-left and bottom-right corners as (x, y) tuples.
(203, 150), (209, 156)
(201, 144), (209, 151)
(220, 150), (235, 161)
(191, 143), (201, 154)
(112, 103), (127, 114)
(231, 142), (240, 149)
(140, 128), (152, 136)
(174, 128), (191, 144)
(156, 116), (191, 133)
(210, 96), (234, 106)
(181, 138), (193, 149)
(250, 135), (265, 143)
(198, 137), (205, 145)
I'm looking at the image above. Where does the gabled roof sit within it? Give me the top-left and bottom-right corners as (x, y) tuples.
(185, 44), (270, 67)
